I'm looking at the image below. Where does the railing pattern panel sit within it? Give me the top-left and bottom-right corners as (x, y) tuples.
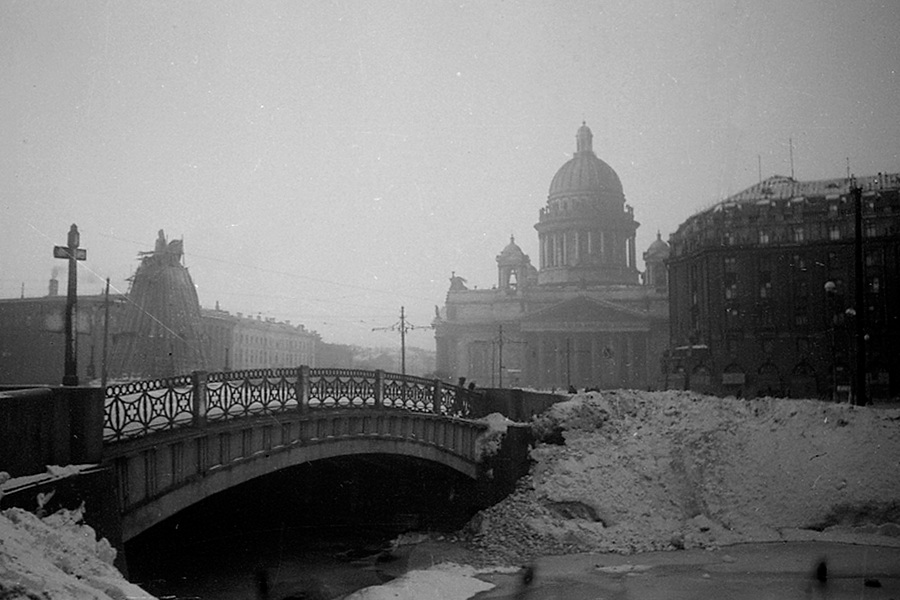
(383, 375), (431, 411)
(206, 370), (297, 422)
(308, 369), (377, 409)
(104, 375), (194, 442)
(104, 367), (477, 443)
(439, 384), (471, 416)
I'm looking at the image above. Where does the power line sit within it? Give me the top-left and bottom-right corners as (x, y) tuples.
(372, 306), (432, 375)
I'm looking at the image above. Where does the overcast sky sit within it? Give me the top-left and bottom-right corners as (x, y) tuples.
(2, 1), (898, 349)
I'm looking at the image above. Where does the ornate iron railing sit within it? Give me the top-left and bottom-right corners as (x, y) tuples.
(103, 367), (478, 442)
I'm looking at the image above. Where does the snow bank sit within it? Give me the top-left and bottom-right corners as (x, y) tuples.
(0, 506), (154, 599)
(471, 390), (900, 560)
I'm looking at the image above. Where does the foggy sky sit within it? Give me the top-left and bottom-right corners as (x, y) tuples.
(2, 1), (898, 349)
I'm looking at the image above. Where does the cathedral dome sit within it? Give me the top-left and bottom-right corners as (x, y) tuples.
(645, 231), (670, 260)
(548, 122), (623, 201)
(496, 235), (529, 266)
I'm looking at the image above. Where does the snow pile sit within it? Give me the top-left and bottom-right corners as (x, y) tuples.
(474, 412), (513, 460)
(0, 505), (153, 599)
(470, 390), (900, 561)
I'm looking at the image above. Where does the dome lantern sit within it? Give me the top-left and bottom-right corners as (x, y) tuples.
(576, 121), (593, 154)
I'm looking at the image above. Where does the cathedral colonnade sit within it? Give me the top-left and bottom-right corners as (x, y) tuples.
(523, 330), (648, 391)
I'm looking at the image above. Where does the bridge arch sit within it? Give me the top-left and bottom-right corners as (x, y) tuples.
(106, 410), (488, 541)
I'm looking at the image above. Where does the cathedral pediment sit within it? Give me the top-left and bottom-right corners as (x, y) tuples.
(520, 295), (650, 332)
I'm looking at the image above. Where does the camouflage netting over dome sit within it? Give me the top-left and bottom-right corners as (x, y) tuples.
(110, 230), (207, 380)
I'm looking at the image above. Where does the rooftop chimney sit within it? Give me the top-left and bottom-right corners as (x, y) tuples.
(48, 268), (60, 297)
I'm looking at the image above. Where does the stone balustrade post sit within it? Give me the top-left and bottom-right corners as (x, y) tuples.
(192, 371), (208, 429)
(432, 379), (443, 415)
(297, 365), (310, 414)
(375, 370), (384, 408)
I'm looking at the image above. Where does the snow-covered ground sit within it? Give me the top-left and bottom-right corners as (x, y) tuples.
(2, 390), (899, 599)
(472, 390), (900, 560)
(0, 504), (153, 599)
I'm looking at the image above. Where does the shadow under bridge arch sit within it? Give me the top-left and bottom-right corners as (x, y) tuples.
(105, 409), (489, 542)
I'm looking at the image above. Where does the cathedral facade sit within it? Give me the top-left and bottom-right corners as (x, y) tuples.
(434, 123), (669, 390)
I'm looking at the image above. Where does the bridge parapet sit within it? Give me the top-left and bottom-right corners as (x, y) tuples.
(104, 367), (476, 444)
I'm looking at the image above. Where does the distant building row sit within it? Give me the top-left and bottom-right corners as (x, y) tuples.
(0, 289), (318, 386)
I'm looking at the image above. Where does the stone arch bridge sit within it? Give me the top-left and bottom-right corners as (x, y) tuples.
(101, 367), (494, 541)
(2, 367), (560, 563)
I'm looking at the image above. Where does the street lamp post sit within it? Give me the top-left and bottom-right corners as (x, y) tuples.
(850, 183), (868, 406)
(824, 281), (837, 401)
(53, 224), (87, 386)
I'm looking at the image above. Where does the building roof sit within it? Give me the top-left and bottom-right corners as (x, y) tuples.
(548, 122), (624, 201)
(709, 172), (900, 209)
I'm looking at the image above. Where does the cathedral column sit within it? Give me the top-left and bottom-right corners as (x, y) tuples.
(628, 236), (636, 270)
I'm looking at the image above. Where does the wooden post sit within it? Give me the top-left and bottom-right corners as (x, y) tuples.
(192, 370), (208, 429)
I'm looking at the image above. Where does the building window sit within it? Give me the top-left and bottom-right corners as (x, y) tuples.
(829, 225), (841, 241)
(724, 256), (737, 272)
(759, 270), (772, 299)
(792, 254), (807, 271)
(829, 203), (839, 216)
(726, 338), (739, 356)
(869, 277), (881, 293)
(866, 250), (883, 266)
(758, 230), (770, 245)
(865, 224), (877, 238)
(724, 231), (735, 246)
(792, 227), (805, 242)
(725, 276), (738, 300)
(759, 304), (774, 328)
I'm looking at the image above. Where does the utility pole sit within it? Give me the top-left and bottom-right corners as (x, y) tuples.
(492, 324), (526, 388)
(373, 306), (431, 376)
(498, 325), (504, 388)
(851, 181), (868, 406)
(53, 224), (87, 386)
(101, 277), (110, 389)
